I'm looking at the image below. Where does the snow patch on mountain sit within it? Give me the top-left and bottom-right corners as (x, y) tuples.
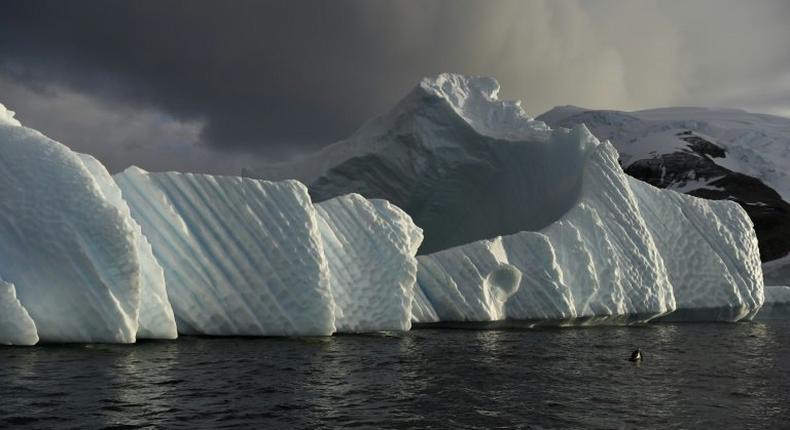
(539, 105), (790, 201)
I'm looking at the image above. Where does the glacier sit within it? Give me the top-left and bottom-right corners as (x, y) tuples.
(247, 73), (765, 324)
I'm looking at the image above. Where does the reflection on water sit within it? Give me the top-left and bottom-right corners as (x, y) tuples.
(2, 322), (790, 428)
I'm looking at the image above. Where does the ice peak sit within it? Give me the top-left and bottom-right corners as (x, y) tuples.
(416, 73), (550, 141)
(419, 73), (502, 106)
(0, 103), (22, 127)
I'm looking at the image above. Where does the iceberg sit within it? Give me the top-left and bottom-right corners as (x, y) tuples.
(0, 99), (422, 342)
(417, 143), (762, 324)
(0, 108), (142, 343)
(114, 168), (337, 336)
(247, 74), (764, 324)
(0, 69), (770, 343)
(113, 168), (423, 336)
(78, 154), (178, 340)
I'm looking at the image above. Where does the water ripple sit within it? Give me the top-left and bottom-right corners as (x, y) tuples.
(1, 322), (790, 428)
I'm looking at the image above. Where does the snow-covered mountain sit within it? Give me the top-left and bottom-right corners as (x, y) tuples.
(247, 74), (765, 324)
(537, 106), (790, 282)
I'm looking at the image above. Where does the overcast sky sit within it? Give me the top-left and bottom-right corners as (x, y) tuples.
(1, 0), (789, 174)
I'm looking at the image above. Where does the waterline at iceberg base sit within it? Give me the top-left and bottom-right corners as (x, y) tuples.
(0, 74), (771, 345)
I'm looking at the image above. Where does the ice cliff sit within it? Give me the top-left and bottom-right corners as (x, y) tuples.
(0, 103), (421, 343)
(114, 168), (422, 336)
(0, 107), (141, 343)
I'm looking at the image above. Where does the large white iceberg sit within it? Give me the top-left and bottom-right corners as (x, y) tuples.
(247, 74), (765, 323)
(1, 100), (424, 342)
(0, 107), (142, 343)
(0, 69), (771, 343)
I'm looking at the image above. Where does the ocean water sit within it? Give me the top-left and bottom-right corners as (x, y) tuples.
(1, 322), (789, 429)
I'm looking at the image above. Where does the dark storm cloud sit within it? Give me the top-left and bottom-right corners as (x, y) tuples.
(1, 0), (789, 173)
(0, 0), (409, 154)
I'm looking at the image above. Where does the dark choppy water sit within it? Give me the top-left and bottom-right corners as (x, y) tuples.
(2, 322), (789, 429)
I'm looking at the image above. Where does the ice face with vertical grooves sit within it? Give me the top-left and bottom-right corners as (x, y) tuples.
(78, 154), (178, 340)
(114, 168), (336, 336)
(0, 279), (38, 346)
(315, 194), (423, 332)
(411, 284), (440, 324)
(631, 178), (764, 321)
(0, 119), (140, 343)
